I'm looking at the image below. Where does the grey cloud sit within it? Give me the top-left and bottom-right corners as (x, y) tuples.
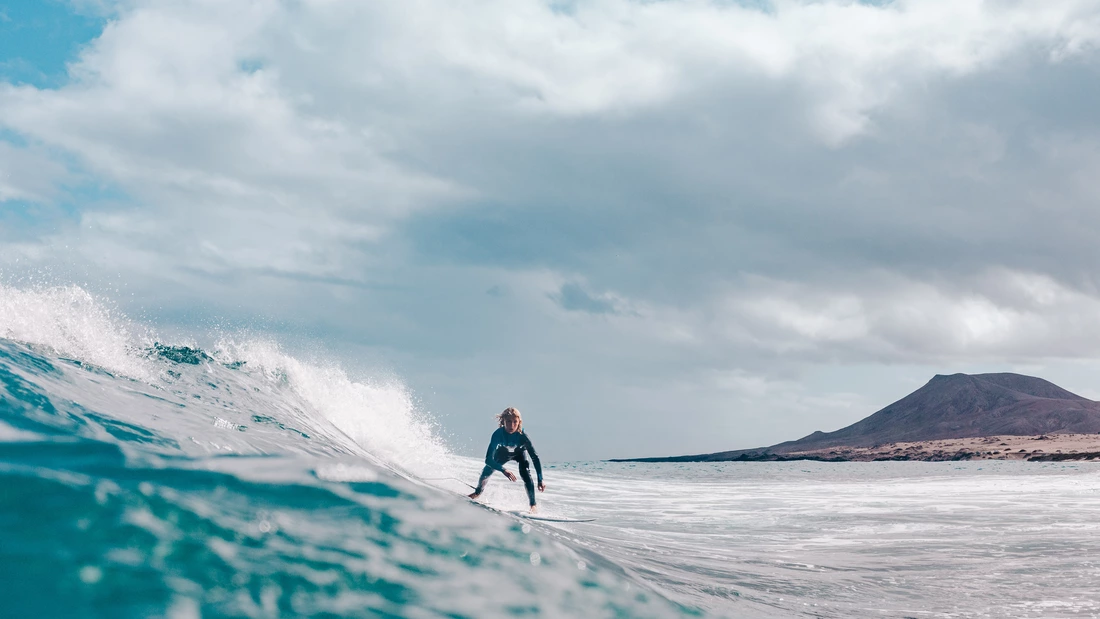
(0, 141), (69, 204)
(5, 0), (1100, 459)
(552, 282), (619, 314)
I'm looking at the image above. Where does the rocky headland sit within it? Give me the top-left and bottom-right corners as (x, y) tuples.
(613, 373), (1100, 463)
(707, 434), (1100, 462)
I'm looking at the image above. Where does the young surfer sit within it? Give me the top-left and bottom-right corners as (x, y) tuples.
(468, 407), (545, 512)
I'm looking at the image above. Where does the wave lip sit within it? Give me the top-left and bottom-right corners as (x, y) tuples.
(0, 283), (699, 617)
(0, 330), (686, 618)
(0, 284), (160, 381)
(0, 283), (450, 470)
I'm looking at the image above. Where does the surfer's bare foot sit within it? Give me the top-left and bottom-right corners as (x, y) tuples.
(529, 504), (538, 514)
(467, 492), (480, 500)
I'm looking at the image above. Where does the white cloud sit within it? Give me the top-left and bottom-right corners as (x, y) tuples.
(0, 0), (469, 278)
(719, 269), (1100, 363)
(3, 0), (1096, 208)
(281, 0), (1100, 141)
(4, 0), (1100, 457)
(492, 265), (1100, 370)
(0, 142), (69, 204)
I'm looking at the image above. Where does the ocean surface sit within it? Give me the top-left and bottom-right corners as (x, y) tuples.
(2, 284), (1100, 618)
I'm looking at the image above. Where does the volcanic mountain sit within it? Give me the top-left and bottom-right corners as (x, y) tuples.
(613, 373), (1100, 462)
(770, 372), (1100, 454)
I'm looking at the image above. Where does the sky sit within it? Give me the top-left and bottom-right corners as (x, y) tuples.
(3, 0), (1100, 461)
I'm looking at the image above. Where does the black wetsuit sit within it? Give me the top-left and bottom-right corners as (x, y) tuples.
(473, 428), (543, 506)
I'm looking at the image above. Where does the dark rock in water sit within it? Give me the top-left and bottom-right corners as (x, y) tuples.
(1034, 450), (1100, 461)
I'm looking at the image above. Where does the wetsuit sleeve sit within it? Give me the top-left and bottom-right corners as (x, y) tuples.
(484, 429), (506, 473)
(525, 434), (543, 483)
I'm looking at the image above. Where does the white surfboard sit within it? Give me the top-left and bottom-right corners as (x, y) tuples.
(506, 510), (596, 523)
(428, 477), (596, 523)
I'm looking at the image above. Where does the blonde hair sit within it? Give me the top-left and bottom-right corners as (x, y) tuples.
(496, 407), (522, 432)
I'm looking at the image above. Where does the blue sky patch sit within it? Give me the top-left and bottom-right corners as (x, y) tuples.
(0, 1), (107, 87)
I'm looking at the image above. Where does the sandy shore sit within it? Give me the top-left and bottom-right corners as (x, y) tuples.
(785, 433), (1100, 462)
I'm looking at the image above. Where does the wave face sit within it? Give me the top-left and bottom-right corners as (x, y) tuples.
(0, 284), (687, 618)
(9, 284), (1100, 618)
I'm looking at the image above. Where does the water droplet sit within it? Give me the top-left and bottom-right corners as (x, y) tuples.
(79, 566), (102, 584)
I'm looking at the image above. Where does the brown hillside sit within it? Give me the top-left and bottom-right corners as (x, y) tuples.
(771, 372), (1100, 453)
(610, 372), (1100, 462)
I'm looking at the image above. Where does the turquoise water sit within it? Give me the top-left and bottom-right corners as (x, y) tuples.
(0, 285), (687, 618)
(3, 284), (1100, 618)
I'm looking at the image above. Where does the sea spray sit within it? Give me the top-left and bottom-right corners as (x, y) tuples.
(0, 284), (452, 468)
(211, 338), (456, 478)
(0, 283), (687, 617)
(0, 283), (156, 380)
(4, 284), (1100, 617)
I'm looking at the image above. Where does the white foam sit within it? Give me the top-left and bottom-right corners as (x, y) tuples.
(215, 339), (456, 478)
(0, 284), (155, 380)
(314, 462), (379, 482)
(0, 282), (456, 479)
(0, 420), (43, 442)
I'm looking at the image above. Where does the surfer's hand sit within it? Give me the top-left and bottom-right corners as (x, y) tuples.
(538, 482), (545, 492)
(504, 470), (517, 482)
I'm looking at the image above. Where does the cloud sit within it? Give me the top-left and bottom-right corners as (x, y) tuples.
(552, 282), (621, 314)
(706, 269), (1100, 365)
(445, 264), (1100, 391)
(0, 141), (69, 205)
(277, 0), (1100, 143)
(4, 0), (1100, 456)
(0, 1), (468, 281)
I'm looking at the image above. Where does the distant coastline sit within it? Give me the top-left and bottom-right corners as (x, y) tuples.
(610, 372), (1100, 463)
(610, 433), (1100, 463)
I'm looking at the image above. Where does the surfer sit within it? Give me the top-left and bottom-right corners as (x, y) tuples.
(468, 407), (545, 512)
